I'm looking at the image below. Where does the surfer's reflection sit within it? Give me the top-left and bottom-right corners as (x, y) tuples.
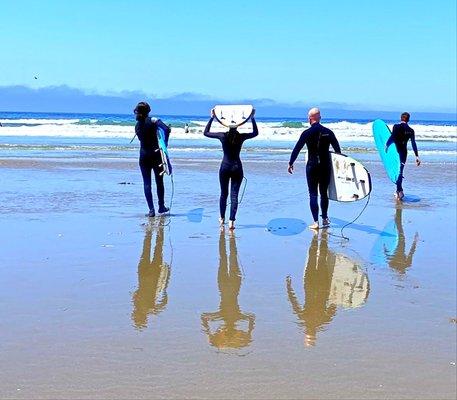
(384, 208), (419, 275)
(201, 232), (255, 349)
(286, 231), (369, 346)
(131, 223), (170, 329)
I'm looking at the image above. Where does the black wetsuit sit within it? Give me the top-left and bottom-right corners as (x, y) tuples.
(289, 122), (341, 222)
(386, 122), (418, 192)
(135, 117), (171, 212)
(204, 117), (258, 221)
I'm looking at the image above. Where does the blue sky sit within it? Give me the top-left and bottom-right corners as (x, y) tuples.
(0, 0), (456, 112)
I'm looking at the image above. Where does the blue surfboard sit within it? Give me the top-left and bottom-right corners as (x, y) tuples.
(157, 126), (172, 175)
(369, 219), (399, 266)
(372, 119), (400, 183)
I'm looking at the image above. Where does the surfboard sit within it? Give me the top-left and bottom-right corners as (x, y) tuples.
(156, 126), (172, 176)
(369, 218), (399, 266)
(328, 152), (372, 202)
(329, 254), (369, 309)
(213, 105), (254, 128)
(372, 119), (401, 183)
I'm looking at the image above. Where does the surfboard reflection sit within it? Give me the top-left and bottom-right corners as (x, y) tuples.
(201, 232), (255, 349)
(131, 223), (171, 330)
(286, 231), (369, 346)
(383, 208), (419, 276)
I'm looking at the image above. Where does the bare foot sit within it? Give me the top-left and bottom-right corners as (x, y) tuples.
(308, 221), (319, 230)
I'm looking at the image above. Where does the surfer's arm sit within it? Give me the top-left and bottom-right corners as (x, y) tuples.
(244, 313), (256, 333)
(134, 123), (143, 142)
(330, 131), (341, 153)
(201, 312), (219, 334)
(243, 117), (259, 140)
(286, 276), (303, 315)
(404, 233), (419, 268)
(385, 125), (398, 151)
(203, 117), (225, 139)
(289, 131), (307, 166)
(410, 129), (419, 158)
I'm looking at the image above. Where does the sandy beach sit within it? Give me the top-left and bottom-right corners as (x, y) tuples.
(0, 149), (456, 399)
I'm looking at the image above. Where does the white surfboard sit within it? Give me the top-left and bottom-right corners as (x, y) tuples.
(328, 152), (372, 202)
(213, 105), (254, 128)
(329, 254), (370, 309)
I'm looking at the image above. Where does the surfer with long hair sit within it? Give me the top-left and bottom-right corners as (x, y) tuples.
(133, 101), (171, 217)
(203, 108), (258, 230)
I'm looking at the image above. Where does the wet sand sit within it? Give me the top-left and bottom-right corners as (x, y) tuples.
(0, 155), (456, 399)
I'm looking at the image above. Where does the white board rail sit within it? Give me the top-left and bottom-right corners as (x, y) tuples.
(213, 105), (254, 128)
(328, 152), (372, 202)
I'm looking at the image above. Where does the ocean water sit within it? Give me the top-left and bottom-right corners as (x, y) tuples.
(0, 111), (456, 163)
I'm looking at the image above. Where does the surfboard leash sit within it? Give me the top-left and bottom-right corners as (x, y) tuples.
(225, 176), (248, 208)
(239, 176), (248, 205)
(330, 193), (371, 242)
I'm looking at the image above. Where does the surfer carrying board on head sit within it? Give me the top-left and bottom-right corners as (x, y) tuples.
(385, 112), (421, 201)
(133, 101), (171, 217)
(204, 107), (258, 230)
(288, 107), (341, 230)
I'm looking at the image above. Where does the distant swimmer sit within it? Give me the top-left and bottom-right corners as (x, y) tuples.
(288, 107), (341, 230)
(184, 123), (189, 133)
(385, 112), (421, 200)
(204, 108), (258, 230)
(133, 101), (171, 217)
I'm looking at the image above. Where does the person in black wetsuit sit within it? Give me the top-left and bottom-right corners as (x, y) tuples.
(134, 101), (171, 217)
(288, 108), (341, 229)
(204, 108), (258, 230)
(385, 112), (421, 200)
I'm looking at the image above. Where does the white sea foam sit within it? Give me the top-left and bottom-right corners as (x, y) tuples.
(0, 118), (455, 143)
(0, 118), (81, 125)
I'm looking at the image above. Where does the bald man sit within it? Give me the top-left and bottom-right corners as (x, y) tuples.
(288, 108), (341, 229)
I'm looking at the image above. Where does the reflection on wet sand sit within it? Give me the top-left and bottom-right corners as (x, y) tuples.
(287, 231), (369, 346)
(131, 223), (170, 330)
(384, 208), (419, 275)
(201, 232), (255, 349)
